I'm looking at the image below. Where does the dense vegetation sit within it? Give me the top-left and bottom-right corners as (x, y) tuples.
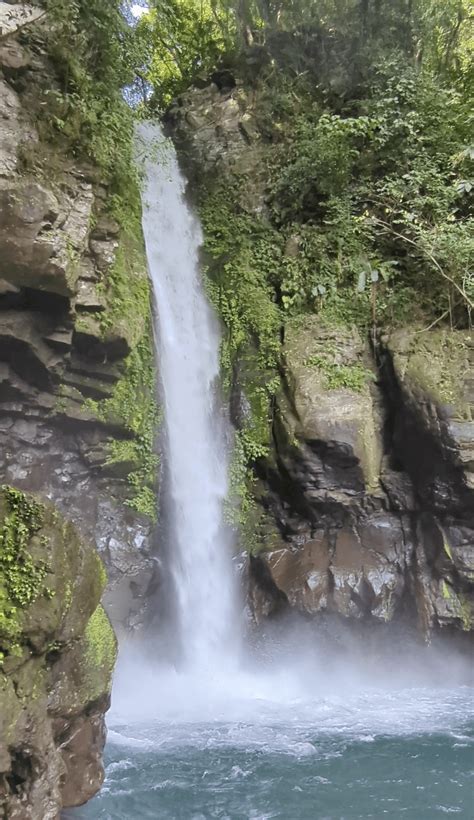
(151, 0), (472, 526)
(35, 0), (473, 530)
(132, 1), (473, 337)
(37, 0), (473, 341)
(34, 0), (473, 338)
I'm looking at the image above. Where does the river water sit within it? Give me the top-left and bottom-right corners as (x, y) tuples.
(68, 124), (473, 819)
(68, 654), (473, 819)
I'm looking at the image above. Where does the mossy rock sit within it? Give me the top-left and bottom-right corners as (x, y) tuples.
(47, 605), (117, 715)
(388, 328), (472, 420)
(0, 486), (105, 662)
(280, 317), (382, 492)
(0, 486), (117, 814)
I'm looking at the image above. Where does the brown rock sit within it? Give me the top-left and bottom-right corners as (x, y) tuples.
(0, 39), (29, 71)
(264, 535), (331, 613)
(0, 178), (93, 295)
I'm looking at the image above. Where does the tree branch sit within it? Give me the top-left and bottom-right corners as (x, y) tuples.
(372, 217), (474, 310)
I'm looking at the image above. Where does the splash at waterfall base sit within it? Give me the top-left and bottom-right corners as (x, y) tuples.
(69, 630), (473, 819)
(65, 124), (474, 819)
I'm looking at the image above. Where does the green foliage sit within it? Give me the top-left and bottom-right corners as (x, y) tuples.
(224, 430), (268, 554)
(0, 489), (46, 608)
(139, 0), (235, 109)
(272, 112), (380, 222)
(225, 430), (258, 528)
(0, 488), (49, 659)
(266, 59), (473, 326)
(138, 0), (474, 108)
(30, 0), (141, 218)
(199, 185), (282, 382)
(199, 186), (287, 533)
(99, 221), (150, 346)
(304, 354), (374, 392)
(82, 604), (117, 699)
(88, 334), (160, 520)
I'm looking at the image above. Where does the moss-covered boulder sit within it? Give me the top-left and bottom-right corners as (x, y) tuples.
(0, 486), (117, 819)
(276, 317), (383, 501)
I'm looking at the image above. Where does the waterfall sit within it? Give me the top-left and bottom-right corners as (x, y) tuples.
(137, 122), (239, 671)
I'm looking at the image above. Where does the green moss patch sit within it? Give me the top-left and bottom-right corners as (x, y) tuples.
(0, 487), (50, 659)
(304, 354), (374, 393)
(86, 332), (160, 519)
(82, 605), (117, 701)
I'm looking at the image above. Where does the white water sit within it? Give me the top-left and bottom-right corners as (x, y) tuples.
(68, 121), (474, 819)
(129, 119), (472, 752)
(137, 122), (239, 671)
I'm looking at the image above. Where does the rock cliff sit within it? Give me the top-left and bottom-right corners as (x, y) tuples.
(250, 322), (473, 637)
(168, 73), (474, 640)
(0, 2), (159, 637)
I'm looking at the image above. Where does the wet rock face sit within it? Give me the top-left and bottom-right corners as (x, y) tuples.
(276, 319), (383, 501)
(0, 486), (117, 817)
(0, 13), (157, 636)
(382, 329), (474, 510)
(249, 323), (474, 638)
(0, 417), (158, 637)
(0, 177), (94, 296)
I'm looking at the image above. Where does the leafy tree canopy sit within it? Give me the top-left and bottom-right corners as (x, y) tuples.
(134, 0), (473, 109)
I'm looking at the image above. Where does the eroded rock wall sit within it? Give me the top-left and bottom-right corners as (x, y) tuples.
(168, 75), (474, 641)
(250, 322), (474, 638)
(0, 4), (158, 636)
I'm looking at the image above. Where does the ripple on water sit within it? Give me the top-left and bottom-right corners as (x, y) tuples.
(65, 666), (474, 820)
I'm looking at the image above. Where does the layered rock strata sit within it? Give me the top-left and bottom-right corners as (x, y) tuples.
(0, 4), (158, 635)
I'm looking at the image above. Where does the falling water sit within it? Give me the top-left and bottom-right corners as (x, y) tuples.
(136, 121), (239, 670)
(69, 121), (474, 820)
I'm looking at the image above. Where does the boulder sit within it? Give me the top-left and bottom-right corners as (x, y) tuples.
(0, 310), (65, 389)
(251, 514), (410, 624)
(166, 82), (267, 211)
(276, 318), (382, 503)
(0, 3), (45, 38)
(0, 486), (116, 817)
(384, 328), (474, 509)
(0, 78), (36, 177)
(0, 177), (93, 295)
(0, 38), (29, 71)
